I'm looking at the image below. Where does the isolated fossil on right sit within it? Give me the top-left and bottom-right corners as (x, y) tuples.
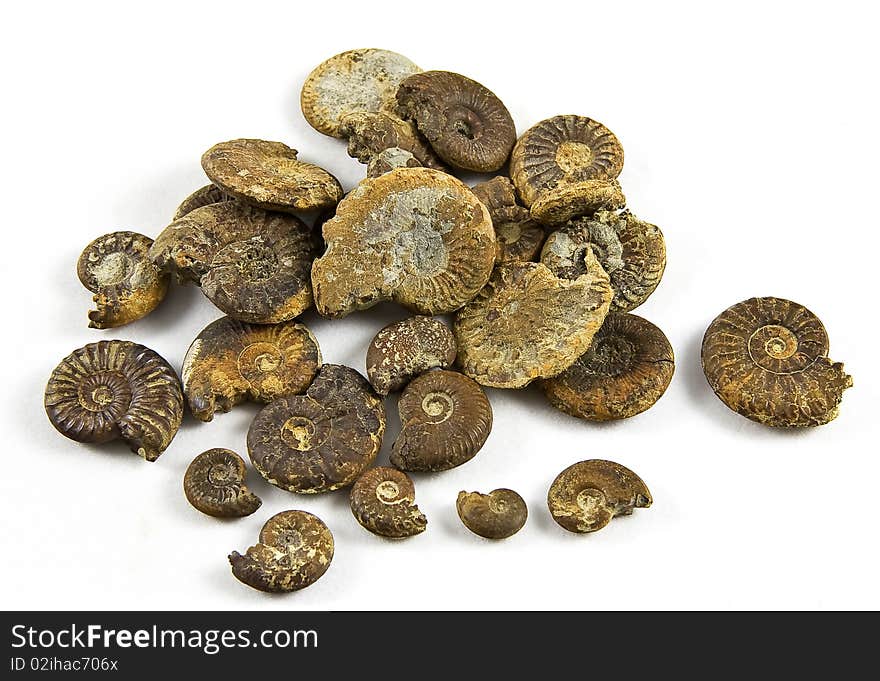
(350, 467), (427, 538)
(457, 489), (528, 539)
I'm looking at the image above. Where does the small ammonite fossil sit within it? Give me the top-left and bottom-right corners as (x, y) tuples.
(547, 460), (652, 534)
(172, 184), (234, 221)
(247, 365), (385, 493)
(454, 258), (613, 389)
(229, 510), (334, 593)
(541, 209), (666, 312)
(77, 231), (169, 329)
(150, 201), (320, 323)
(456, 489), (527, 540)
(44, 340), (183, 461)
(301, 48), (421, 138)
(366, 147), (421, 178)
(182, 316), (322, 421)
(471, 177), (546, 264)
(541, 313), (675, 421)
(311, 167), (495, 318)
(201, 139), (343, 213)
(183, 448), (262, 518)
(350, 467), (427, 538)
(366, 316), (457, 396)
(391, 370), (492, 472)
(339, 111), (446, 171)
(701, 297), (852, 427)
(395, 70), (516, 172)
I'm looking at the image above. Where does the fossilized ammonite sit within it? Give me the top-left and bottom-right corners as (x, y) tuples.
(201, 139), (343, 213)
(701, 297), (852, 427)
(390, 369), (492, 472)
(471, 177), (546, 264)
(182, 316), (322, 421)
(547, 460), (652, 534)
(350, 467), (427, 538)
(541, 313), (675, 421)
(229, 510), (334, 593)
(395, 70), (516, 172)
(247, 365), (385, 493)
(456, 489), (528, 539)
(311, 167), (495, 318)
(184, 448), (262, 518)
(542, 210), (666, 312)
(150, 202), (320, 323)
(172, 184), (234, 221)
(454, 258), (613, 388)
(366, 316), (457, 395)
(77, 231), (169, 329)
(340, 111), (446, 171)
(44, 340), (183, 461)
(301, 48), (421, 138)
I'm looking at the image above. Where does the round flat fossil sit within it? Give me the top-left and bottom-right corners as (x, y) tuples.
(350, 467), (427, 538)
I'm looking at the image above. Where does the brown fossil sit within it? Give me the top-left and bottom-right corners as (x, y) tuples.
(247, 365), (385, 493)
(172, 184), (234, 221)
(44, 340), (183, 461)
(456, 489), (527, 540)
(201, 139), (343, 213)
(350, 467), (427, 538)
(454, 258), (613, 388)
(182, 316), (322, 422)
(183, 448), (262, 518)
(366, 147), (421, 178)
(471, 177), (546, 264)
(366, 316), (456, 395)
(391, 369), (492, 472)
(301, 49), (421, 138)
(701, 297), (852, 427)
(77, 231), (169, 329)
(150, 202), (320, 323)
(340, 111), (446, 171)
(530, 179), (625, 226)
(541, 313), (674, 421)
(542, 209), (666, 312)
(395, 71), (516, 172)
(229, 510), (334, 593)
(548, 460), (652, 534)
(311, 167), (495, 318)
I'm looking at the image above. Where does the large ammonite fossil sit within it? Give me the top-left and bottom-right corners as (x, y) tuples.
(44, 340), (183, 461)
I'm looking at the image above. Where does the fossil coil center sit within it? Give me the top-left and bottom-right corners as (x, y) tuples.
(280, 416), (320, 451)
(76, 371), (131, 413)
(575, 488), (606, 514)
(496, 222), (523, 244)
(90, 252), (132, 287)
(214, 241), (278, 282)
(556, 141), (594, 175)
(279, 529), (303, 551)
(589, 336), (637, 376)
(749, 324), (802, 372)
(207, 463), (234, 486)
(376, 481), (400, 502)
(488, 496), (509, 514)
(421, 391), (454, 423)
(238, 343), (285, 385)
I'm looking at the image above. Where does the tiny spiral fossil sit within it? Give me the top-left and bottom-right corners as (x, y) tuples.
(350, 467), (427, 538)
(184, 448), (262, 518)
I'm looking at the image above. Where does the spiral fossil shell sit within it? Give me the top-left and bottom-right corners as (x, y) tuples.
(454, 258), (613, 389)
(77, 231), (169, 329)
(44, 340), (183, 461)
(471, 177), (547, 264)
(548, 460), (652, 534)
(340, 111), (446, 171)
(350, 467), (427, 538)
(229, 510), (334, 593)
(542, 209), (666, 312)
(541, 313), (675, 421)
(301, 48), (421, 138)
(172, 184), (234, 221)
(247, 365), (385, 493)
(182, 316), (322, 422)
(311, 167), (495, 318)
(183, 448), (262, 518)
(150, 202), (320, 323)
(456, 489), (528, 540)
(701, 297), (852, 427)
(390, 369), (492, 472)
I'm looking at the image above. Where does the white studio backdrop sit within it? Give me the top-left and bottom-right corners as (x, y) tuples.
(1, 1), (877, 610)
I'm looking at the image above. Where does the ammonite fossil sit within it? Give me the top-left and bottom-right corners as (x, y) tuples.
(390, 369), (492, 472)
(172, 184), (234, 221)
(395, 70), (516, 172)
(547, 460), (652, 534)
(454, 258), (613, 389)
(339, 111), (446, 171)
(366, 316), (457, 396)
(44, 340), (183, 461)
(701, 297), (852, 427)
(541, 313), (675, 421)
(182, 316), (322, 422)
(150, 202), (320, 323)
(183, 448), (262, 518)
(471, 177), (546, 264)
(350, 467), (427, 538)
(456, 489), (528, 540)
(542, 209), (666, 312)
(77, 231), (169, 329)
(311, 167), (495, 318)
(301, 48), (421, 138)
(229, 510), (334, 593)
(201, 139), (343, 213)
(247, 365), (385, 493)
(530, 179), (626, 226)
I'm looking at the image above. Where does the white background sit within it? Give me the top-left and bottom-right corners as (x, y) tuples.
(1, 1), (877, 611)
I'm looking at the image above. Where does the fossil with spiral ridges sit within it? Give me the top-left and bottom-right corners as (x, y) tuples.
(350, 467), (427, 538)
(183, 448), (262, 518)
